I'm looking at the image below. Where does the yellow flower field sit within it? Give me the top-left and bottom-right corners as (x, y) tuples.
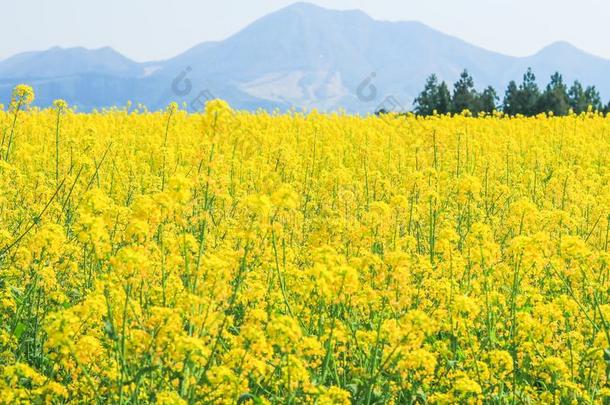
(1, 86), (610, 403)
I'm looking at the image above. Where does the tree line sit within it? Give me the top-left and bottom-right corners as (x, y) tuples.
(411, 68), (609, 116)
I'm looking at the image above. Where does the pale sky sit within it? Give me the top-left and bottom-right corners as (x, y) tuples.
(1, 0), (609, 62)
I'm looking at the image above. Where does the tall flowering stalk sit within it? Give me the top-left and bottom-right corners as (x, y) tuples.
(53, 99), (68, 184)
(3, 84), (34, 161)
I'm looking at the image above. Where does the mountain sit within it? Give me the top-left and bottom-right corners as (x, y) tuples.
(0, 46), (144, 78)
(155, 2), (515, 112)
(507, 42), (610, 94)
(2, 2), (610, 113)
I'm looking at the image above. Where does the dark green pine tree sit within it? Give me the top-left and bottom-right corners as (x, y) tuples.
(584, 85), (603, 111)
(567, 81), (602, 113)
(436, 81), (452, 114)
(568, 81), (587, 113)
(451, 70), (478, 114)
(413, 74), (453, 115)
(413, 74), (441, 115)
(502, 81), (520, 115)
(538, 72), (570, 115)
(518, 68), (541, 116)
(477, 86), (498, 113)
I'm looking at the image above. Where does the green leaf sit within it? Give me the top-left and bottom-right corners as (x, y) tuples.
(237, 393), (263, 405)
(13, 322), (26, 339)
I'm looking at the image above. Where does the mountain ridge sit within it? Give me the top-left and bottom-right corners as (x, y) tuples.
(1, 2), (609, 113)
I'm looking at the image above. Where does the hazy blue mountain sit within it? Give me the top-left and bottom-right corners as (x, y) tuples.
(0, 46), (148, 110)
(509, 42), (610, 96)
(156, 2), (515, 112)
(0, 46), (144, 78)
(2, 2), (610, 113)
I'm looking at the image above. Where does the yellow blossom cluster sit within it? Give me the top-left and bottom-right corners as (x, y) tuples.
(1, 85), (610, 403)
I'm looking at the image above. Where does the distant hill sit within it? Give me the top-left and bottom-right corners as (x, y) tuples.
(0, 46), (144, 79)
(2, 2), (610, 113)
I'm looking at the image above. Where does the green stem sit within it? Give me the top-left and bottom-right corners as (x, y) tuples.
(4, 100), (22, 161)
(55, 109), (61, 183)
